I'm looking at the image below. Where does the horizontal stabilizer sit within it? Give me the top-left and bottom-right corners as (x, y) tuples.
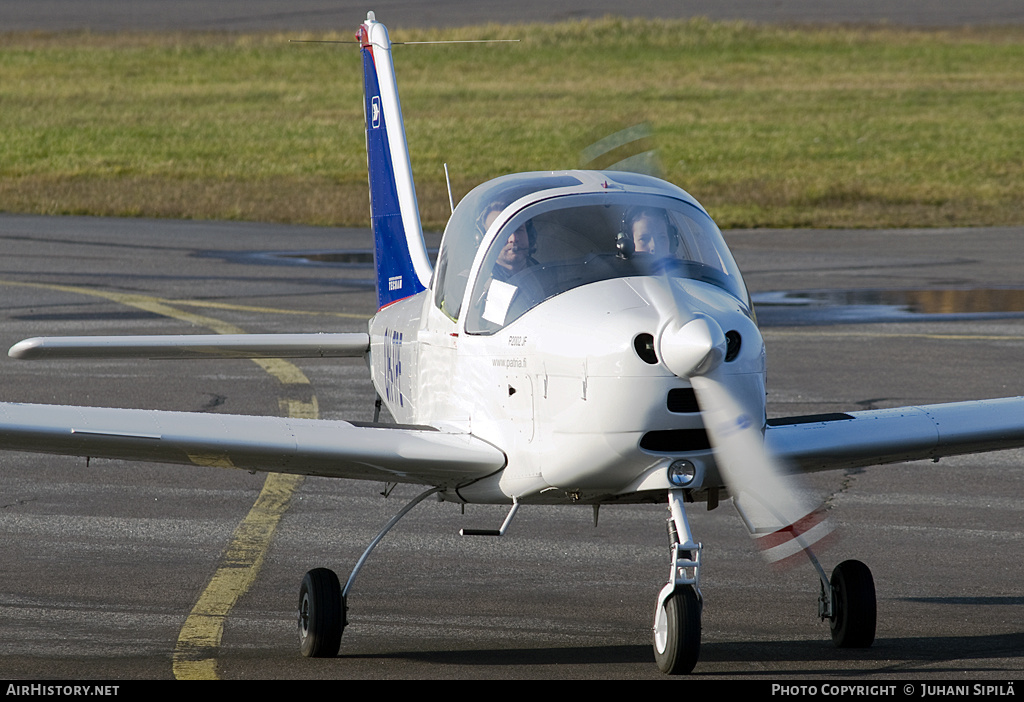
(0, 402), (505, 486)
(9, 333), (370, 360)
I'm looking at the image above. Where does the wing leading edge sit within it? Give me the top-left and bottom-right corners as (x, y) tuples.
(0, 402), (506, 486)
(766, 396), (1024, 473)
(9, 333), (370, 360)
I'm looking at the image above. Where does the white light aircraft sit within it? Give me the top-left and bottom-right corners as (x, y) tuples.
(4, 12), (1024, 674)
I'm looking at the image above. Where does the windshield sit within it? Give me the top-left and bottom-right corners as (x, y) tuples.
(464, 196), (749, 334)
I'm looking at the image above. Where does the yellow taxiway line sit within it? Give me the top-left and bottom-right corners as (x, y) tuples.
(2, 279), (316, 680)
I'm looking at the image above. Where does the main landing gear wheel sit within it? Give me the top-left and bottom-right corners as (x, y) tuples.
(298, 568), (345, 657)
(829, 559), (876, 648)
(653, 585), (701, 674)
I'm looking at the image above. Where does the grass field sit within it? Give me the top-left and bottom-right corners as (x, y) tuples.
(1, 19), (1023, 230)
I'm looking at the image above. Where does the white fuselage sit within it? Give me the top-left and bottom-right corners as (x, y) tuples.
(369, 275), (766, 505)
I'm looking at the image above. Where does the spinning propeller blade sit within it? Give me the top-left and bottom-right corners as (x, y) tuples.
(690, 370), (832, 564)
(654, 277), (832, 564)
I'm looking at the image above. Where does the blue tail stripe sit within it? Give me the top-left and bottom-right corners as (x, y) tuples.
(362, 47), (427, 309)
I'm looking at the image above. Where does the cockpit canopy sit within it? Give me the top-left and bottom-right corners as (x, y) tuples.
(433, 171), (749, 334)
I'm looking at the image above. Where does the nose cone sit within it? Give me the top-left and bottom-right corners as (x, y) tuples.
(658, 315), (727, 379)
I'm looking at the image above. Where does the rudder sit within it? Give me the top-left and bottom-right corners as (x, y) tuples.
(357, 12), (432, 308)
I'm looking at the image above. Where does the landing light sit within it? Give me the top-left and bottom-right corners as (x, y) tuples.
(667, 460), (697, 487)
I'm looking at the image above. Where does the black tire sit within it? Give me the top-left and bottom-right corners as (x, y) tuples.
(298, 568), (345, 657)
(652, 586), (701, 674)
(829, 559), (876, 648)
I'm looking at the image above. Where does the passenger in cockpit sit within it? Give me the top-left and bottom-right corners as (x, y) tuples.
(622, 206), (677, 258)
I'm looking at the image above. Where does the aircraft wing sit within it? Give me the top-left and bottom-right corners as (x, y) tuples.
(9, 333), (369, 360)
(765, 396), (1024, 473)
(0, 402), (506, 486)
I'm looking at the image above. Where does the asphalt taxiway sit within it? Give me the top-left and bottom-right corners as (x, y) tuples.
(2, 0), (1022, 31)
(0, 215), (1021, 679)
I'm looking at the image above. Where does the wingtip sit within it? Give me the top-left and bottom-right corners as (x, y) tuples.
(8, 337), (43, 360)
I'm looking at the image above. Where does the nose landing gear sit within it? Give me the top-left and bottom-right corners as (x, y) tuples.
(651, 489), (877, 675)
(652, 489), (702, 675)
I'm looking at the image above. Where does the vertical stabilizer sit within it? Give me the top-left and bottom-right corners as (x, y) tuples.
(358, 12), (432, 309)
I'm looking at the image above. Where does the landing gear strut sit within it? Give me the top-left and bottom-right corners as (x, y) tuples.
(652, 489), (702, 674)
(297, 486), (441, 657)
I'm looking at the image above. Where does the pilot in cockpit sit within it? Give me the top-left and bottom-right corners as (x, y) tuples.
(474, 217), (543, 329)
(491, 220), (538, 283)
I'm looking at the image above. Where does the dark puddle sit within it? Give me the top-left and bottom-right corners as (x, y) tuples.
(754, 288), (1024, 326)
(206, 249), (378, 268)
(201, 249), (440, 289)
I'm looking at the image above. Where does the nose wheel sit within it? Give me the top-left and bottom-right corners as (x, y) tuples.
(653, 584), (701, 674)
(652, 489), (703, 674)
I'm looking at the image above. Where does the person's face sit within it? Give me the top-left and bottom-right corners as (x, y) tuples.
(632, 214), (670, 255)
(496, 224), (529, 271)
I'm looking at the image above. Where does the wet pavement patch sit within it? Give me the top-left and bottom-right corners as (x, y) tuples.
(754, 288), (1024, 326)
(13, 310), (163, 322)
(204, 249), (377, 268)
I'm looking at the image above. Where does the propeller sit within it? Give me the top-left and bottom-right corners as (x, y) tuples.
(653, 277), (832, 565)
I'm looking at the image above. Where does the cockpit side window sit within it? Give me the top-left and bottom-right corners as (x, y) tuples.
(433, 174), (582, 322)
